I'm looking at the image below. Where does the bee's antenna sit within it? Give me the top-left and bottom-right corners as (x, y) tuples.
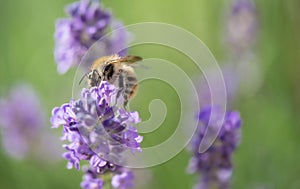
(79, 72), (89, 85)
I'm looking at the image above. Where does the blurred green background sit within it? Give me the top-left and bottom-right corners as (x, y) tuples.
(0, 0), (300, 188)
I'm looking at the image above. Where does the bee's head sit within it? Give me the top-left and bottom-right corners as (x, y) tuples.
(85, 69), (102, 87)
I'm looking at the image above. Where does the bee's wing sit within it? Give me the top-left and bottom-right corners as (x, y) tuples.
(99, 55), (142, 65)
(119, 56), (143, 64)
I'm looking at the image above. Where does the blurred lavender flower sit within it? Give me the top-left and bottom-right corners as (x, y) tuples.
(0, 84), (44, 159)
(196, 63), (239, 108)
(188, 106), (242, 189)
(225, 0), (258, 54)
(51, 81), (142, 189)
(0, 84), (60, 161)
(54, 0), (130, 74)
(222, 0), (262, 100)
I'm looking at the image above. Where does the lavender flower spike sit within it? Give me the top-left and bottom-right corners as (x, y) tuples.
(51, 81), (142, 189)
(54, 0), (130, 74)
(188, 106), (242, 189)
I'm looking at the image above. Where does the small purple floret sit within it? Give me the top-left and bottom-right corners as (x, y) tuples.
(111, 171), (134, 189)
(81, 172), (104, 189)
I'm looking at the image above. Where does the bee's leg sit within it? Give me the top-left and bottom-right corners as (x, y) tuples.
(115, 71), (125, 106)
(123, 96), (129, 108)
(122, 72), (131, 109)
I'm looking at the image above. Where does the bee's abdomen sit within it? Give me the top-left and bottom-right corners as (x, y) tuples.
(127, 76), (137, 82)
(114, 65), (138, 107)
(124, 73), (138, 100)
(129, 84), (138, 99)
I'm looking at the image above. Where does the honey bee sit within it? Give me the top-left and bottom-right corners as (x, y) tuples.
(85, 54), (142, 107)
